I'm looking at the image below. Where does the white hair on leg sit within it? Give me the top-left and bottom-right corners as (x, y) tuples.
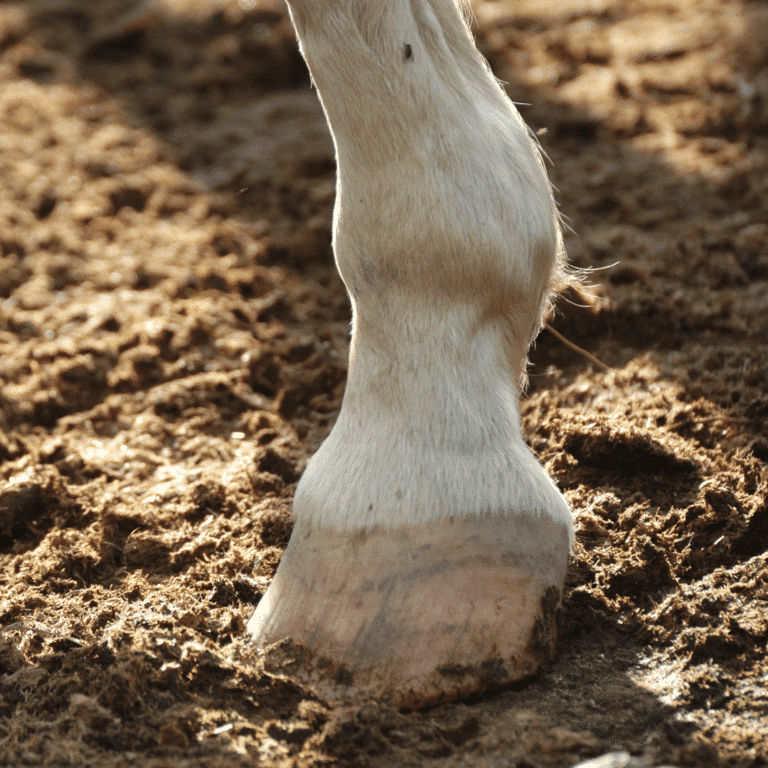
(249, 0), (574, 709)
(283, 0), (571, 535)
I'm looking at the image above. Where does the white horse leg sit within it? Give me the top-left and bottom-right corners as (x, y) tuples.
(247, 0), (573, 709)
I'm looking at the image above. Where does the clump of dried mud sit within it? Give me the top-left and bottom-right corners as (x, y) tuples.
(1, 0), (767, 766)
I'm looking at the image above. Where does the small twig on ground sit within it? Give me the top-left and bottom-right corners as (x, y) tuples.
(0, 622), (84, 646)
(544, 322), (612, 372)
(682, 415), (752, 423)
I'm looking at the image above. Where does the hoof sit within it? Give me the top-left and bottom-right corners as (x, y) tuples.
(247, 511), (570, 710)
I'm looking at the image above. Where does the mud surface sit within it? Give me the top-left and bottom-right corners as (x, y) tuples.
(1, 0), (767, 766)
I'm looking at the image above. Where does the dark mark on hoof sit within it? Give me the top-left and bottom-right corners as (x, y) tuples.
(437, 663), (473, 679)
(479, 657), (507, 683)
(334, 667), (353, 686)
(532, 585), (562, 660)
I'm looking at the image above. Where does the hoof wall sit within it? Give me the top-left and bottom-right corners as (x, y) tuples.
(248, 513), (570, 710)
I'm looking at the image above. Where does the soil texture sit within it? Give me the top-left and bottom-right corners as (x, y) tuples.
(1, 0), (767, 766)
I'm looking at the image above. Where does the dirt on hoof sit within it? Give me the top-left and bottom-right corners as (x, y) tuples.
(0, 0), (766, 766)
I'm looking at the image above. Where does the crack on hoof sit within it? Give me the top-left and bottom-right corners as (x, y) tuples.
(531, 585), (562, 661)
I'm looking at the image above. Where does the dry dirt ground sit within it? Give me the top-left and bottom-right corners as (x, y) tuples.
(1, 0), (767, 766)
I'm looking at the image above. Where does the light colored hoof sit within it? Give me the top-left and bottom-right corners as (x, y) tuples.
(247, 512), (569, 710)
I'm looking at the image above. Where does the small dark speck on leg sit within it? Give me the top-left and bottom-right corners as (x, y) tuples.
(403, 43), (413, 60)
